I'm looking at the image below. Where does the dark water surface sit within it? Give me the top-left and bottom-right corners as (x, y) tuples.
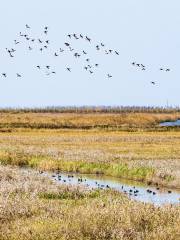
(44, 172), (180, 206)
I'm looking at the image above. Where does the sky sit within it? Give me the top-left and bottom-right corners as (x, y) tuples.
(0, 0), (180, 107)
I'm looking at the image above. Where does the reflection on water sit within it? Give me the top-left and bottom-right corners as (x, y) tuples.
(160, 119), (180, 127)
(45, 172), (180, 206)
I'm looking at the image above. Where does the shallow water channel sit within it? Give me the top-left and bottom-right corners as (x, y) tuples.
(44, 172), (180, 206)
(160, 119), (180, 127)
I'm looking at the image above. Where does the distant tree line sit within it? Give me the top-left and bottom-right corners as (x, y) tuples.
(0, 106), (180, 113)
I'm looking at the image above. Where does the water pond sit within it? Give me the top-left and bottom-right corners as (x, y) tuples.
(160, 119), (180, 127)
(44, 172), (180, 206)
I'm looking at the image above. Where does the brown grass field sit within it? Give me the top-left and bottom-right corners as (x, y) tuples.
(0, 111), (180, 239)
(0, 165), (179, 240)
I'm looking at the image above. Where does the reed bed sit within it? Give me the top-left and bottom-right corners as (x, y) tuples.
(0, 112), (180, 130)
(0, 128), (180, 188)
(0, 165), (179, 240)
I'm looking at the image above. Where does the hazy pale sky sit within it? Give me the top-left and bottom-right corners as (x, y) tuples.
(0, 0), (179, 107)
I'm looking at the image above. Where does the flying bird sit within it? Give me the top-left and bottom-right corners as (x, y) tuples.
(64, 42), (70, 46)
(2, 73), (7, 77)
(96, 45), (100, 50)
(66, 67), (71, 72)
(86, 36), (91, 42)
(14, 40), (20, 45)
(16, 73), (22, 77)
(115, 51), (119, 55)
(26, 24), (30, 29)
(107, 74), (112, 78)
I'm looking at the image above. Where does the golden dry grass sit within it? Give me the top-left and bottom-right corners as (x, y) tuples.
(0, 128), (180, 188)
(0, 165), (179, 240)
(0, 112), (180, 130)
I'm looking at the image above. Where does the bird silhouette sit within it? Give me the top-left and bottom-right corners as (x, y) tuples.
(26, 24), (30, 29)
(37, 66), (41, 69)
(86, 36), (91, 42)
(101, 43), (105, 47)
(151, 81), (156, 85)
(65, 42), (70, 47)
(46, 66), (50, 69)
(95, 64), (99, 67)
(16, 73), (22, 77)
(67, 34), (71, 38)
(83, 50), (87, 54)
(54, 52), (58, 56)
(45, 40), (49, 44)
(2, 73), (7, 77)
(107, 74), (112, 78)
(66, 67), (71, 72)
(38, 39), (42, 43)
(14, 40), (20, 45)
(80, 34), (83, 38)
(115, 51), (119, 55)
(29, 46), (32, 50)
(96, 45), (100, 50)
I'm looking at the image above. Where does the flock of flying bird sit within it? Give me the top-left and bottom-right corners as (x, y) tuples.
(3, 24), (171, 85)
